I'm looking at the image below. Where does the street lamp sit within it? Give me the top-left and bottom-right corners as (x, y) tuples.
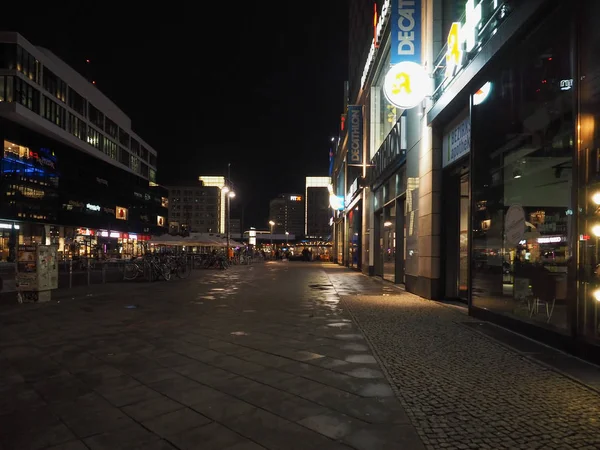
(269, 220), (275, 250)
(285, 231), (289, 246)
(226, 191), (235, 260)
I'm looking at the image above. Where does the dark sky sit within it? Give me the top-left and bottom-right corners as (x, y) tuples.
(1, 2), (348, 228)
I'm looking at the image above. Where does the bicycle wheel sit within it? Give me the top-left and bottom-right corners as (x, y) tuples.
(177, 262), (191, 279)
(161, 264), (171, 281)
(123, 264), (138, 280)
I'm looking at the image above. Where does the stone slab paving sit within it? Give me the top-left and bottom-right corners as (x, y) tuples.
(0, 263), (422, 450)
(324, 268), (600, 450)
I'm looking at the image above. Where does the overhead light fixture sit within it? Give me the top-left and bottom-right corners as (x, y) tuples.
(513, 169), (522, 179)
(592, 224), (600, 237)
(593, 289), (600, 302)
(384, 221), (393, 227)
(592, 192), (600, 205)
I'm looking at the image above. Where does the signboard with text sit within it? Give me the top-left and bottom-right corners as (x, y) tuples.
(391, 0), (421, 65)
(347, 105), (363, 165)
(442, 116), (470, 168)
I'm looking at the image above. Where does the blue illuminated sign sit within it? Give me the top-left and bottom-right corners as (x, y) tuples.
(391, 0), (422, 65)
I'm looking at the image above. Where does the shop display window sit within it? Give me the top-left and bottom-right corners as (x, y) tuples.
(471, 4), (574, 332)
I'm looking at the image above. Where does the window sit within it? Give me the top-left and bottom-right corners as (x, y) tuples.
(0, 44), (16, 70)
(370, 49), (398, 159)
(67, 87), (86, 117)
(105, 117), (118, 139)
(88, 103), (104, 130)
(42, 69), (66, 102)
(130, 155), (140, 173)
(15, 45), (39, 83)
(103, 137), (118, 160)
(119, 128), (129, 147)
(14, 77), (39, 113)
(471, 5), (574, 332)
(140, 146), (148, 161)
(140, 162), (149, 178)
(119, 147), (130, 167)
(4, 140), (30, 160)
(87, 126), (102, 150)
(130, 138), (140, 156)
(149, 152), (157, 167)
(149, 169), (156, 183)
(69, 113), (86, 141)
(42, 96), (66, 129)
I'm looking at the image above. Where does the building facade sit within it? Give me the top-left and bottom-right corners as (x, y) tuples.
(167, 183), (221, 234)
(305, 177), (331, 240)
(0, 32), (166, 261)
(335, 0), (600, 361)
(269, 193), (304, 237)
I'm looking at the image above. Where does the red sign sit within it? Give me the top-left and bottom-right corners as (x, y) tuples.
(373, 3), (379, 48)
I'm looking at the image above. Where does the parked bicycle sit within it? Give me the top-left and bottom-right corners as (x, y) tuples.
(123, 254), (171, 281)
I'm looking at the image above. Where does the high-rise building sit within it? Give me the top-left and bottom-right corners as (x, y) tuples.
(269, 194), (304, 237)
(0, 32), (166, 261)
(198, 176), (228, 234)
(305, 177), (331, 239)
(166, 183), (220, 234)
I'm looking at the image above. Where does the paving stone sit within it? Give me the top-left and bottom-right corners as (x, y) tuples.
(298, 412), (365, 439)
(83, 423), (160, 450)
(45, 440), (90, 450)
(0, 405), (76, 450)
(169, 422), (244, 450)
(190, 392), (257, 421)
(99, 384), (161, 407)
(143, 407), (212, 437)
(121, 395), (182, 421)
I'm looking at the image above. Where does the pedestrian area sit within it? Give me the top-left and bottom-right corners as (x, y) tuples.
(0, 263), (599, 450)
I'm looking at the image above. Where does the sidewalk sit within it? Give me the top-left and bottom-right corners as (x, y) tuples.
(324, 265), (600, 450)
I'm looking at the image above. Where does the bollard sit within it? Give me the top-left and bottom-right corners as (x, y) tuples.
(69, 259), (73, 289)
(87, 258), (91, 286)
(102, 262), (106, 284)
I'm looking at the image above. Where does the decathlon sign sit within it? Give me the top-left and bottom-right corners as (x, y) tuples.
(392, 0), (421, 65)
(347, 105), (363, 165)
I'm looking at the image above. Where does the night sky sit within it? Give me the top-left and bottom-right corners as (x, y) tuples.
(0, 2), (349, 228)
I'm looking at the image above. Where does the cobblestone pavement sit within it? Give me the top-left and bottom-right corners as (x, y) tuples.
(324, 267), (600, 450)
(0, 263), (423, 450)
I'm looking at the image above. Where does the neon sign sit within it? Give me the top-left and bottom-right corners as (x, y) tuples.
(361, 0), (391, 88)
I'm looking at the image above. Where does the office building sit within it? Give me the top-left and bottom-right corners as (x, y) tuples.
(0, 32), (166, 261)
(198, 176), (228, 234)
(305, 177), (331, 239)
(166, 182), (221, 234)
(332, 0), (600, 360)
(269, 193), (304, 237)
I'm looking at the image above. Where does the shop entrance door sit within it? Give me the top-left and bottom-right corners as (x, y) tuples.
(444, 170), (469, 301)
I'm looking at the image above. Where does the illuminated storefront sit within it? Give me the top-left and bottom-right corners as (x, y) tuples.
(426, 0), (600, 359)
(0, 119), (168, 262)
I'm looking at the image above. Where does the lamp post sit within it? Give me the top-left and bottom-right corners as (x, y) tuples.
(269, 220), (275, 252)
(285, 231), (289, 246)
(222, 186), (235, 260)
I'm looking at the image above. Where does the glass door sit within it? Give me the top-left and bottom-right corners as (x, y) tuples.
(458, 174), (469, 299)
(444, 169), (469, 301)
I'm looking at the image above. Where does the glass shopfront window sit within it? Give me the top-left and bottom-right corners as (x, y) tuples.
(471, 4), (574, 332)
(578, 0), (600, 342)
(370, 49), (400, 159)
(383, 203), (396, 282)
(347, 202), (362, 269)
